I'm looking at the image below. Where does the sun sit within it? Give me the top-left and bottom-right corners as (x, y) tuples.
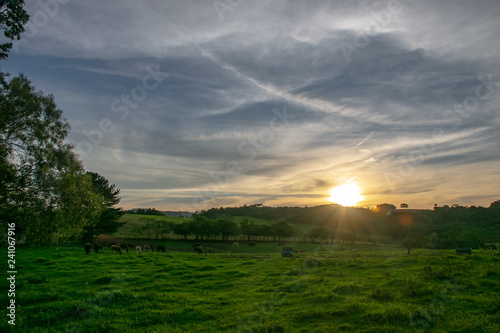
(327, 182), (364, 206)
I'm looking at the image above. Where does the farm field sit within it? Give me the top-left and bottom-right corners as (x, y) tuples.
(1, 243), (499, 332)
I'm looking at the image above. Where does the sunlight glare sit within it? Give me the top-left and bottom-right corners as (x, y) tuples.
(327, 182), (364, 206)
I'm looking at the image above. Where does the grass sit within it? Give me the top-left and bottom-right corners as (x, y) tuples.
(1, 244), (499, 332)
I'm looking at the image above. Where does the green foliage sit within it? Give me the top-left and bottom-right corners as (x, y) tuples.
(201, 203), (500, 249)
(80, 172), (125, 242)
(0, 0), (29, 59)
(0, 74), (122, 245)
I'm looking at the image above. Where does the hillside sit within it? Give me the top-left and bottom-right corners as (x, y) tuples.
(202, 203), (500, 248)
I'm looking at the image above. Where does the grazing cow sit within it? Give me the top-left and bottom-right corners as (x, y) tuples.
(119, 244), (129, 253)
(207, 248), (213, 253)
(295, 249), (304, 253)
(157, 245), (166, 253)
(232, 242), (240, 247)
(143, 245), (152, 252)
(93, 243), (101, 253)
(192, 243), (202, 254)
(248, 241), (256, 247)
(84, 243), (92, 255)
(135, 246), (141, 254)
(111, 245), (122, 254)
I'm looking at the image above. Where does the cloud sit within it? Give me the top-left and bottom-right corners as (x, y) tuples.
(2, 0), (499, 210)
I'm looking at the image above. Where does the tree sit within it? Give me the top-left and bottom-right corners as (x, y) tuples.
(270, 219), (294, 241)
(400, 203), (409, 209)
(80, 172), (125, 242)
(374, 203), (396, 215)
(490, 200), (500, 210)
(218, 217), (239, 241)
(0, 0), (29, 59)
(172, 221), (190, 240)
(1, 73), (98, 244)
(306, 226), (329, 243)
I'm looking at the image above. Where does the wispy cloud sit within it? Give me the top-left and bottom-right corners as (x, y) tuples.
(3, 0), (499, 210)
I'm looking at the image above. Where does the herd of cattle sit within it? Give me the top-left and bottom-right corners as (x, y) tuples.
(84, 242), (168, 255)
(82, 240), (311, 256)
(83, 241), (266, 255)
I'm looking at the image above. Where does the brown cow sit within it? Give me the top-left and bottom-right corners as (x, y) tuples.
(111, 245), (122, 254)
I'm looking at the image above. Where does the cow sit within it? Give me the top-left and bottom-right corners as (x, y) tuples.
(111, 245), (122, 254)
(248, 241), (256, 247)
(93, 243), (101, 253)
(192, 243), (202, 254)
(295, 249), (304, 253)
(119, 244), (129, 253)
(135, 246), (141, 254)
(232, 242), (239, 247)
(84, 243), (92, 255)
(456, 248), (472, 254)
(143, 245), (152, 252)
(278, 241), (286, 246)
(157, 245), (166, 253)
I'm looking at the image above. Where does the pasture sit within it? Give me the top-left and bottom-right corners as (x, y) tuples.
(1, 243), (499, 332)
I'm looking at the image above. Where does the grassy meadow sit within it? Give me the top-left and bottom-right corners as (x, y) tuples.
(2, 242), (500, 332)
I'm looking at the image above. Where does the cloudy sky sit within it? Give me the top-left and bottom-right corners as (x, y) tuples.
(2, 0), (500, 211)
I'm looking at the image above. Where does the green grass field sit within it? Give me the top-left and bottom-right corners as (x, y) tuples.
(2, 243), (499, 332)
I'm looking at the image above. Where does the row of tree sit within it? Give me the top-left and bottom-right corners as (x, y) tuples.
(1, 2), (124, 245)
(132, 215), (295, 242)
(199, 202), (500, 248)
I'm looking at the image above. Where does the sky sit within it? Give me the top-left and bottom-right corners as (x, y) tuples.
(1, 0), (500, 211)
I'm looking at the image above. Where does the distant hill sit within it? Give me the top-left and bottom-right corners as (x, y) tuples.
(162, 211), (193, 218)
(127, 208), (193, 217)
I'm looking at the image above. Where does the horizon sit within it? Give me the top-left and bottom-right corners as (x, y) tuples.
(2, 1), (499, 211)
(127, 200), (499, 214)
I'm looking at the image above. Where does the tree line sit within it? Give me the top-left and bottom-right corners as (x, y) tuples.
(198, 202), (500, 248)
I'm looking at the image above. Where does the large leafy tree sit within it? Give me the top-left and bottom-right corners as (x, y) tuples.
(1, 0), (29, 59)
(81, 172), (125, 242)
(0, 73), (105, 244)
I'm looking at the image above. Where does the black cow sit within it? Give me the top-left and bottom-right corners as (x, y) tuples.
(119, 244), (129, 253)
(93, 243), (101, 253)
(157, 245), (166, 253)
(248, 241), (256, 247)
(84, 242), (92, 255)
(456, 248), (472, 254)
(192, 243), (202, 254)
